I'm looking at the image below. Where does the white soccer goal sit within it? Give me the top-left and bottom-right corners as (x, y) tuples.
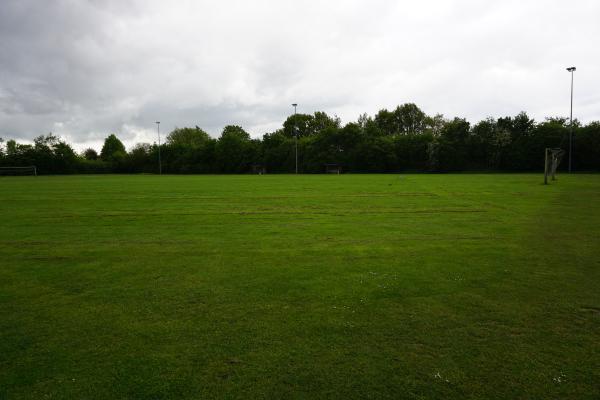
(0, 166), (37, 176)
(544, 148), (564, 184)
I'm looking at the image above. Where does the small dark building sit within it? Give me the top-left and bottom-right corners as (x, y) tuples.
(325, 164), (341, 174)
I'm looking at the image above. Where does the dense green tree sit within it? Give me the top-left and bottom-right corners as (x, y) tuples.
(52, 141), (78, 173)
(374, 108), (396, 135)
(29, 134), (77, 173)
(303, 126), (348, 172)
(162, 126), (215, 173)
(283, 112), (340, 138)
(470, 118), (511, 169)
(354, 136), (397, 172)
(262, 130), (294, 173)
(573, 122), (599, 170)
(373, 104), (428, 135)
(395, 103), (427, 134)
(424, 114), (446, 136)
(100, 134), (126, 162)
(436, 118), (470, 170)
(166, 126), (210, 147)
(215, 125), (255, 173)
(5, 139), (19, 157)
(83, 148), (99, 160)
(516, 118), (567, 171)
(126, 143), (154, 173)
(394, 133), (434, 171)
(221, 125), (250, 140)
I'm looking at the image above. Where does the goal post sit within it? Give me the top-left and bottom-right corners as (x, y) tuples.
(544, 148), (564, 185)
(0, 166), (37, 176)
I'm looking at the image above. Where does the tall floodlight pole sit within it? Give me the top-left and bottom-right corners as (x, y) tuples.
(566, 67), (576, 173)
(155, 121), (162, 175)
(292, 103), (298, 174)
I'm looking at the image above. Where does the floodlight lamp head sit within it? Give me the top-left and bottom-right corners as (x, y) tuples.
(155, 121), (160, 124)
(292, 103), (297, 107)
(566, 67), (576, 72)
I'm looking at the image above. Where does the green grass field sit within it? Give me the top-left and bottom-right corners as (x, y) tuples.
(1, 174), (599, 399)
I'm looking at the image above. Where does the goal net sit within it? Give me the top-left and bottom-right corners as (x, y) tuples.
(544, 148), (564, 184)
(0, 166), (37, 176)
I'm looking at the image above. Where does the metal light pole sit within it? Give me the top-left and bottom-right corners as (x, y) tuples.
(155, 121), (162, 175)
(292, 103), (298, 174)
(566, 67), (576, 173)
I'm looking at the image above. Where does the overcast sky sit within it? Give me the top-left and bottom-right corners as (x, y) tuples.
(1, 0), (598, 150)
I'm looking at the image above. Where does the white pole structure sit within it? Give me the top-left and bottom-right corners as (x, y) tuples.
(566, 66), (576, 173)
(544, 148), (549, 185)
(155, 121), (162, 175)
(292, 103), (298, 174)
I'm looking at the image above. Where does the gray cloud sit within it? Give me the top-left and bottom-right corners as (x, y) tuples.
(1, 0), (598, 150)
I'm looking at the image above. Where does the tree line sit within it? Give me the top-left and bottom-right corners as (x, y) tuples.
(1, 103), (599, 174)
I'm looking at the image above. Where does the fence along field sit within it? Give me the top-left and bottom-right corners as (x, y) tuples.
(0, 174), (599, 399)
